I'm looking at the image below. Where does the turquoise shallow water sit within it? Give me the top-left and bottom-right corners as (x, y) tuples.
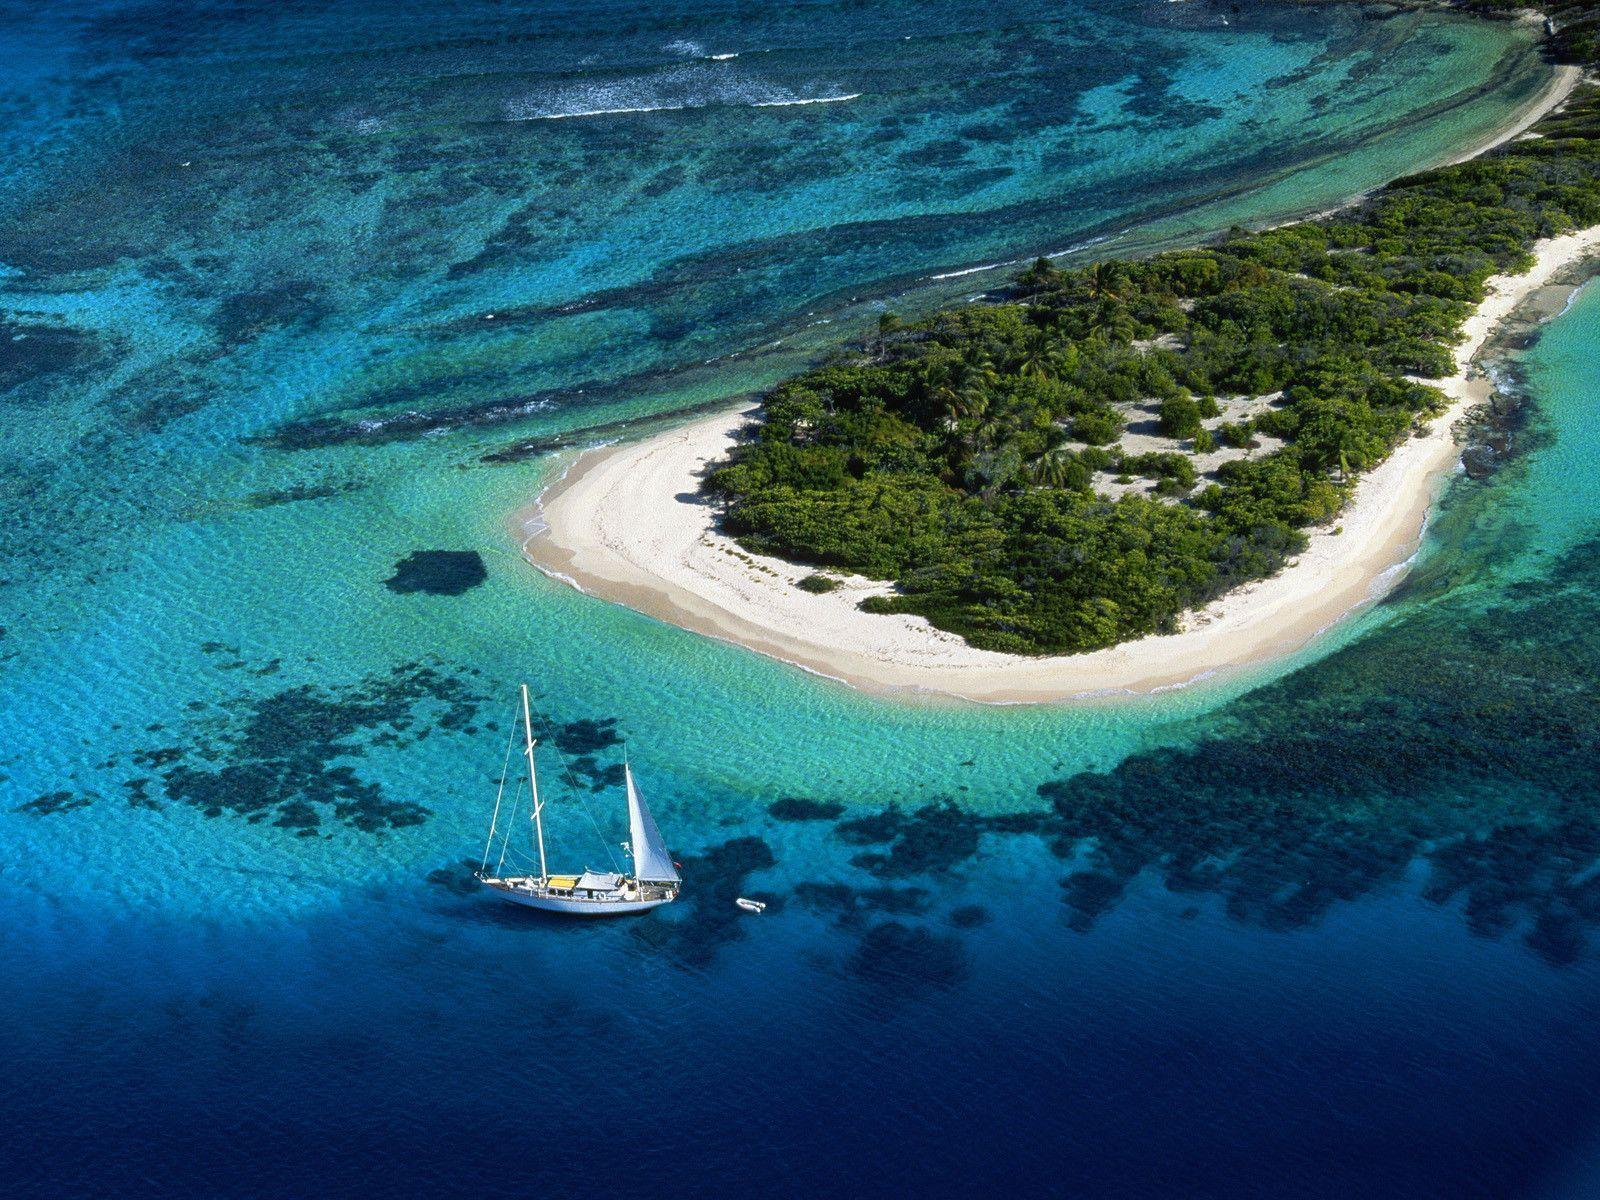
(0, 0), (1559, 911)
(3, 2), (1600, 1196)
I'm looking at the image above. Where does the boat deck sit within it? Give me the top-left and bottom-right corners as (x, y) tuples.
(481, 874), (677, 905)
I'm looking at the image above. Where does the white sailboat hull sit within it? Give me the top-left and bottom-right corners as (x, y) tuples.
(476, 688), (682, 919)
(480, 877), (677, 916)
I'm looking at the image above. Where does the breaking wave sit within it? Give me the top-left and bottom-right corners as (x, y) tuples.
(923, 234), (1117, 282)
(751, 93), (859, 108)
(505, 64), (860, 122)
(516, 101), (692, 120)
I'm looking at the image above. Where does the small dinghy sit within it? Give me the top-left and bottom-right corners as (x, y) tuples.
(736, 897), (766, 913)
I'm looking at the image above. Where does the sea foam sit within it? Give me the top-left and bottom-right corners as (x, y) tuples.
(505, 63), (859, 122)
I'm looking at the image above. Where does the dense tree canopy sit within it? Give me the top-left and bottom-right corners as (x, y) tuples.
(704, 25), (1600, 656)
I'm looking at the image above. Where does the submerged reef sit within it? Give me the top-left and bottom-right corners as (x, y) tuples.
(768, 797), (847, 821)
(0, 317), (100, 395)
(846, 920), (970, 990)
(794, 881), (933, 924)
(384, 551), (489, 596)
(738, 525), (1600, 967)
(103, 658), (493, 835)
(13, 790), (95, 816)
(631, 835), (776, 968)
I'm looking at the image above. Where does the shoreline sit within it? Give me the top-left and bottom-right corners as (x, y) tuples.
(515, 72), (1598, 706)
(1440, 63), (1580, 168)
(1262, 61), (1583, 234)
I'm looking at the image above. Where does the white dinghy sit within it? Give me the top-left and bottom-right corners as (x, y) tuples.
(476, 685), (681, 916)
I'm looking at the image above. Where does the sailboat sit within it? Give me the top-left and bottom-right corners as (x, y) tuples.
(475, 685), (681, 915)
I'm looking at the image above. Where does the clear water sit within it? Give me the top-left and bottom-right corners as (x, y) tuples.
(3, 2), (1598, 1196)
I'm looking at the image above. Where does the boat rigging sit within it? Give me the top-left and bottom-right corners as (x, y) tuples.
(475, 684), (681, 916)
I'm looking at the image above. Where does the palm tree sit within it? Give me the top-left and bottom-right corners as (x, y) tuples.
(1014, 330), (1057, 380)
(1086, 260), (1129, 302)
(959, 348), (998, 388)
(955, 385), (990, 424)
(928, 353), (996, 428)
(1086, 299), (1137, 345)
(1027, 427), (1076, 489)
(868, 311), (904, 359)
(1030, 446), (1079, 489)
(922, 359), (962, 424)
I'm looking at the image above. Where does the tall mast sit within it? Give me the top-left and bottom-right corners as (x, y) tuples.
(521, 683), (547, 885)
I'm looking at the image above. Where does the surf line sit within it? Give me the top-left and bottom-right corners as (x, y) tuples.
(750, 93), (860, 107)
(511, 93), (861, 121)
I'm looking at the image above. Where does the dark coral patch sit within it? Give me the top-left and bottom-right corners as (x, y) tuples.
(123, 386), (207, 435)
(834, 808), (907, 845)
(794, 881), (854, 912)
(130, 658), (486, 835)
(0, 318), (97, 394)
(769, 797), (846, 821)
(843, 802), (983, 879)
(212, 279), (327, 346)
(525, 714), (630, 792)
(1060, 872), (1129, 933)
(847, 921), (969, 989)
(568, 755), (626, 792)
(427, 859), (484, 896)
(630, 836), (775, 968)
(14, 790), (94, 816)
(896, 137), (971, 169)
(550, 717), (622, 755)
(123, 777), (160, 811)
(948, 904), (989, 929)
(384, 551), (488, 596)
(242, 480), (363, 509)
(794, 882), (932, 928)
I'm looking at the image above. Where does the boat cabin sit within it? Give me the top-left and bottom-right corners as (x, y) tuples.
(543, 871), (627, 896)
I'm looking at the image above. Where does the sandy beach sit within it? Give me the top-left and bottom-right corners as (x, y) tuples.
(1441, 62), (1584, 167)
(516, 73), (1599, 705)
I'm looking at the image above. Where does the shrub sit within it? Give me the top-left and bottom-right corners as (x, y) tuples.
(1217, 421), (1258, 449)
(1080, 445), (1116, 471)
(1158, 394), (1203, 439)
(1073, 411), (1121, 445)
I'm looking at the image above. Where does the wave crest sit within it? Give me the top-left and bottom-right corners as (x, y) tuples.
(505, 64), (859, 122)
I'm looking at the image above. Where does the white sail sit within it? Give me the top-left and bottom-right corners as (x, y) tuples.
(625, 763), (679, 883)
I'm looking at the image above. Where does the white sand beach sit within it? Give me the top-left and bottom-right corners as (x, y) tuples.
(515, 72), (1600, 704)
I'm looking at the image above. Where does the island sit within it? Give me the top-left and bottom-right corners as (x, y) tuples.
(520, 19), (1600, 703)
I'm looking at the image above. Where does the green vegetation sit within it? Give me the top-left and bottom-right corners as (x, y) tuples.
(1157, 393), (1203, 440)
(1470, 0), (1600, 65)
(1217, 421), (1259, 450)
(704, 29), (1600, 656)
(798, 573), (843, 594)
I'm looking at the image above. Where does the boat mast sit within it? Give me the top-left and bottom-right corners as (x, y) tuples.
(521, 684), (548, 885)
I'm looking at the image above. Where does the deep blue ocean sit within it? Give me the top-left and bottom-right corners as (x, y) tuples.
(2, 1), (1599, 1196)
